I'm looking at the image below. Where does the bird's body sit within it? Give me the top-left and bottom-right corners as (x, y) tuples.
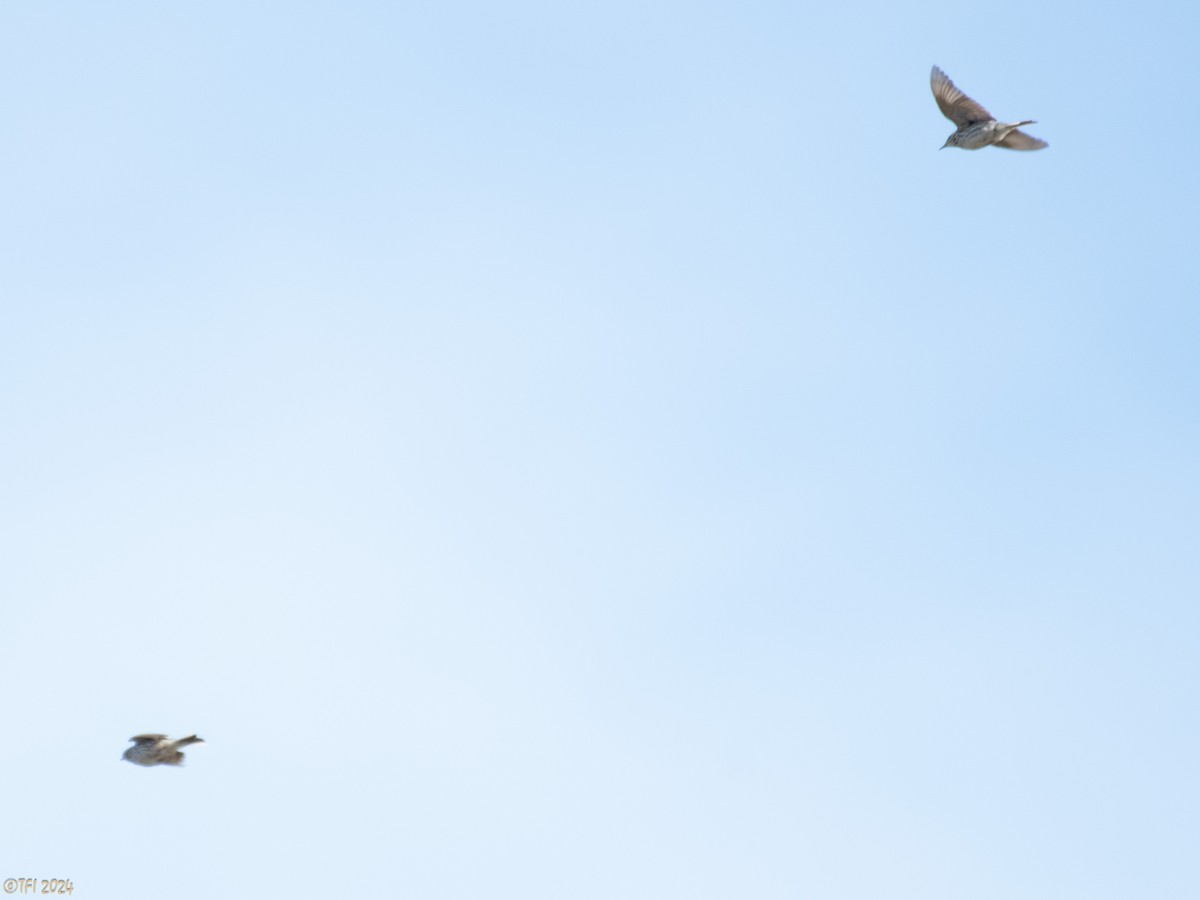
(122, 734), (204, 766)
(931, 66), (1047, 151)
(947, 118), (1040, 151)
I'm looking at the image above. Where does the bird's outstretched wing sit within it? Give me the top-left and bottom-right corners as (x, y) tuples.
(931, 66), (994, 126)
(129, 734), (167, 743)
(997, 129), (1048, 150)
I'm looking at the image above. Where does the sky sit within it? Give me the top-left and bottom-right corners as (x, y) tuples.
(2, 1), (1199, 897)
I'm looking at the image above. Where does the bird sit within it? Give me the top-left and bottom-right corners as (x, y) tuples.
(122, 734), (205, 766)
(931, 66), (1047, 151)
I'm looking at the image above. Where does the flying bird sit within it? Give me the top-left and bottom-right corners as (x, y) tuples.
(931, 66), (1047, 151)
(122, 734), (205, 766)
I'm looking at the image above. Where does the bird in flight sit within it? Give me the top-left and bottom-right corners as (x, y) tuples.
(931, 66), (1047, 151)
(122, 734), (205, 766)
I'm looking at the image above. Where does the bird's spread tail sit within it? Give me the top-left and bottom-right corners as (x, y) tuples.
(175, 735), (204, 747)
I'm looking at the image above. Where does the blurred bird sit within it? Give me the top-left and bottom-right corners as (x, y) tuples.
(122, 734), (205, 766)
(931, 66), (1047, 151)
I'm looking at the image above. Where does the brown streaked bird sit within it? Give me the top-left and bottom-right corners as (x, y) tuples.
(931, 66), (1047, 151)
(122, 734), (205, 766)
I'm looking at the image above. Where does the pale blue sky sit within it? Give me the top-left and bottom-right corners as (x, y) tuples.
(3, 1), (1198, 897)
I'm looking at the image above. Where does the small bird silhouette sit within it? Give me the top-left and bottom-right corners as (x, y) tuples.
(931, 66), (1047, 151)
(122, 734), (205, 766)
